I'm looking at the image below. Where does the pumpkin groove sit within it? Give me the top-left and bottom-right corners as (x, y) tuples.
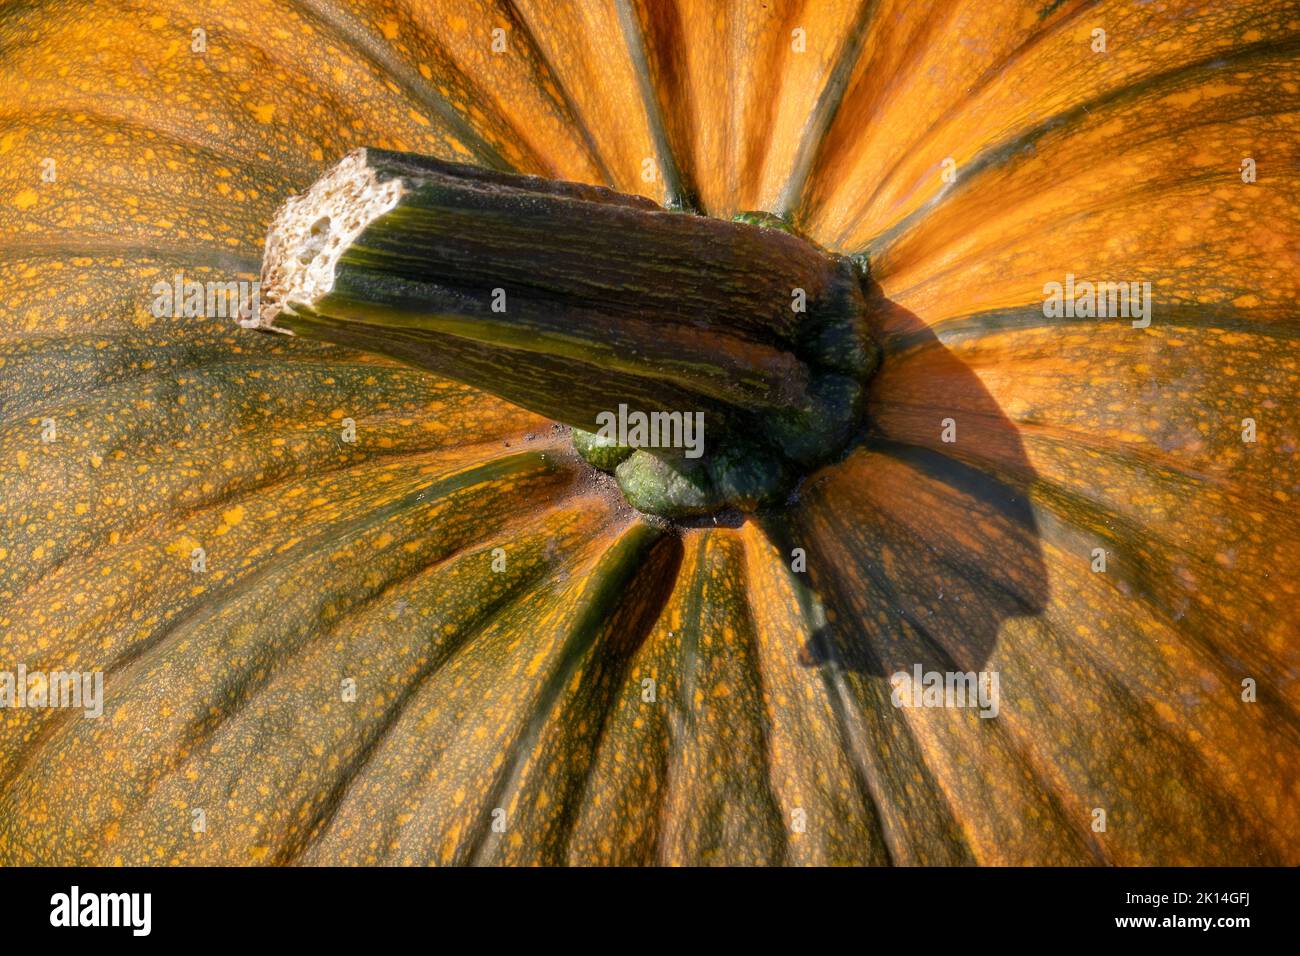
(0, 0), (1296, 866)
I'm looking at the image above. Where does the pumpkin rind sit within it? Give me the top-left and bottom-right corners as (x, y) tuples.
(1, 0), (1297, 865)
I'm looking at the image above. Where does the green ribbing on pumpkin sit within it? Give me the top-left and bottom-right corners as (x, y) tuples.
(243, 148), (878, 518)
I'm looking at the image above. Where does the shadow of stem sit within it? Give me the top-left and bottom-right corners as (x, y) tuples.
(762, 281), (1049, 677)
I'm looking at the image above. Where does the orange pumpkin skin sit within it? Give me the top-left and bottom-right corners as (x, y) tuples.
(0, 0), (1297, 866)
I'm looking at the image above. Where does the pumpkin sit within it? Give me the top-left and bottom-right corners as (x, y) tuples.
(0, 0), (1296, 866)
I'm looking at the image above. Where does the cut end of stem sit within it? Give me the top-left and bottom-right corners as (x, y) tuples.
(240, 149), (404, 332)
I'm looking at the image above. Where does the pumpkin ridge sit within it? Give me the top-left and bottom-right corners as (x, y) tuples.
(270, 500), (632, 865)
(873, 166), (1278, 296)
(790, 533), (1039, 865)
(286, 0), (515, 172)
(0, 107), (306, 182)
(248, 498), (631, 865)
(774, 0), (877, 222)
(980, 422), (1278, 497)
(612, 0), (699, 211)
(476, 3), (617, 186)
(873, 396), (1296, 541)
(886, 306), (1300, 348)
(1023, 490), (1295, 686)
(218, 448), (564, 629)
(468, 524), (679, 865)
(0, 460), (600, 862)
(827, 0), (1094, 237)
(0, 448), (575, 729)
(291, 517), (666, 865)
(858, 32), (1300, 263)
(952, 680), (1114, 866)
(636, 530), (792, 865)
(720, 535), (802, 866)
(0, 239), (262, 276)
(819, 662), (976, 865)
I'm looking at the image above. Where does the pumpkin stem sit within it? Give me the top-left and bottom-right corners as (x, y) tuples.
(242, 148), (878, 517)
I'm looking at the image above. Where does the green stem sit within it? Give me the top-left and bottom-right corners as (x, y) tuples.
(245, 148), (878, 516)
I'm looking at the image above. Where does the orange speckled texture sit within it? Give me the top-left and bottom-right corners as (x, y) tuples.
(0, 0), (1296, 864)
